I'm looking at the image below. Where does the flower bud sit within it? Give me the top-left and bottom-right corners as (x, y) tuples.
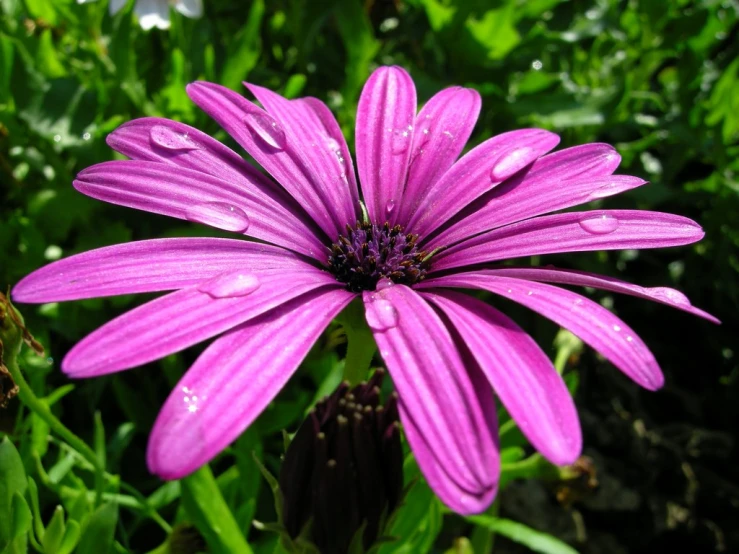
(279, 369), (403, 554)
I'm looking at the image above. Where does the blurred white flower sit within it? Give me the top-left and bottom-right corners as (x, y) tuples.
(77, 0), (203, 30)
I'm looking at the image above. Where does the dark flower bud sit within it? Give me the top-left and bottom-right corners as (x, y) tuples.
(279, 369), (403, 554)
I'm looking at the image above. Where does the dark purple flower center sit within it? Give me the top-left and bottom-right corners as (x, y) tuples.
(327, 221), (431, 292)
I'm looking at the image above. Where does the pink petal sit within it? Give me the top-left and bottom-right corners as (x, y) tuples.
(433, 210), (705, 272)
(62, 268), (339, 377)
(12, 238), (307, 303)
(420, 273), (665, 390)
(245, 84), (359, 230)
(482, 266), (720, 324)
(74, 160), (327, 259)
(397, 87), (481, 224)
(186, 81), (346, 239)
(363, 284), (499, 510)
(355, 66), (417, 224)
(147, 288), (355, 479)
(427, 175), (645, 250)
(406, 129), (560, 237)
(106, 118), (324, 255)
(422, 290), (581, 465)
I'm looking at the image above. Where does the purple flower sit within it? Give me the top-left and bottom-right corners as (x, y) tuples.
(13, 66), (716, 514)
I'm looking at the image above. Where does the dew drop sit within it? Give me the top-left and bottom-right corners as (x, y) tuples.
(646, 287), (691, 307)
(490, 146), (534, 181)
(198, 271), (260, 299)
(244, 112), (287, 150)
(366, 298), (398, 332)
(376, 278), (394, 291)
(385, 199), (396, 215)
(578, 212), (620, 235)
(613, 324), (621, 332)
(185, 202), (250, 232)
(82, 132), (91, 141)
(150, 125), (199, 151)
(390, 127), (412, 154)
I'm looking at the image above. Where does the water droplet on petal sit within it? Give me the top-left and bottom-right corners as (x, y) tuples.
(578, 212), (620, 235)
(646, 287), (691, 307)
(244, 113), (287, 150)
(490, 146), (534, 181)
(391, 128), (412, 154)
(385, 199), (396, 215)
(376, 278), (394, 291)
(150, 125), (199, 151)
(366, 298), (398, 332)
(185, 202), (250, 232)
(198, 271), (260, 299)
(613, 324), (621, 332)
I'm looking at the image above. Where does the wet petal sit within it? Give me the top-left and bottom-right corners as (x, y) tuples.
(398, 87), (481, 224)
(363, 284), (499, 508)
(482, 266), (719, 324)
(433, 210), (705, 272)
(422, 290), (581, 465)
(407, 129), (560, 237)
(420, 273), (664, 390)
(187, 81), (346, 238)
(12, 238), (308, 303)
(147, 288), (354, 479)
(355, 66), (417, 224)
(62, 268), (339, 377)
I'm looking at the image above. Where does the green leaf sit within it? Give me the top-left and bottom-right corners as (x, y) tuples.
(41, 506), (66, 554)
(26, 478), (45, 545)
(220, 0), (264, 90)
(0, 437), (27, 545)
(334, 0), (380, 103)
(56, 520), (79, 554)
(0, 33), (14, 105)
(466, 516), (579, 554)
(181, 465), (253, 554)
(75, 503), (118, 554)
(10, 492), (32, 540)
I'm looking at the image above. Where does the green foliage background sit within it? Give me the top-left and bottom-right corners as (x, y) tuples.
(1, 0), (737, 552)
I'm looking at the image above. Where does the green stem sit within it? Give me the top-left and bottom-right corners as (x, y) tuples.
(5, 357), (102, 473)
(339, 299), (377, 386)
(180, 465), (253, 554)
(470, 500), (500, 553)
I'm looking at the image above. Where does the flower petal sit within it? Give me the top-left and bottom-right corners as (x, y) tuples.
(245, 84), (359, 227)
(135, 0), (170, 30)
(433, 210), (705, 272)
(355, 66), (417, 224)
(147, 288), (354, 479)
(407, 129), (560, 237)
(420, 273), (664, 390)
(106, 118), (324, 254)
(186, 81), (346, 239)
(175, 0), (202, 18)
(363, 284), (499, 508)
(74, 160), (327, 258)
(12, 238), (307, 303)
(482, 266), (720, 324)
(427, 174), (645, 249)
(421, 290), (581, 465)
(62, 268), (339, 377)
(397, 87), (481, 224)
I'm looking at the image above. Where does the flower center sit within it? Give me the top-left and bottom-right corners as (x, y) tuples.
(327, 221), (431, 292)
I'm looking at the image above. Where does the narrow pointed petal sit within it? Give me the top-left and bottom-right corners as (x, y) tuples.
(62, 268), (339, 378)
(12, 238), (307, 303)
(245, 84), (359, 226)
(106, 118), (324, 254)
(482, 266), (720, 324)
(420, 273), (664, 390)
(407, 129), (560, 237)
(186, 81), (345, 238)
(427, 175), (645, 250)
(422, 290), (581, 465)
(433, 210), (705, 272)
(147, 288), (355, 479)
(74, 160), (327, 258)
(355, 66), (417, 223)
(398, 87), (481, 224)
(363, 285), (499, 507)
